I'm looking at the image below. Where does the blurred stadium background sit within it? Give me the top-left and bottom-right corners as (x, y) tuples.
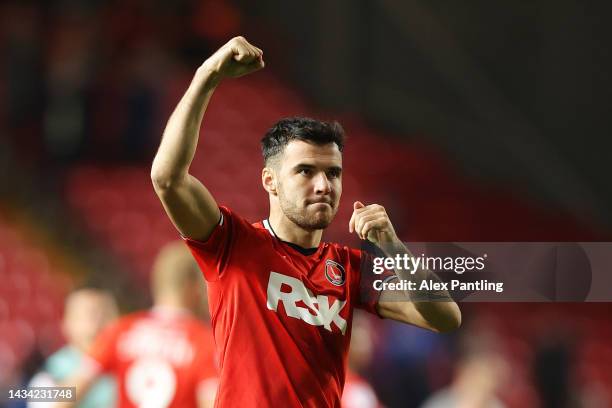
(1, 1), (612, 407)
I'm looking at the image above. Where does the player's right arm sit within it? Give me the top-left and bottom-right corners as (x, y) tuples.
(151, 36), (264, 240)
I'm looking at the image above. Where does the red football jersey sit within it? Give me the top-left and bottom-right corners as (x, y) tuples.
(184, 206), (384, 407)
(88, 307), (218, 408)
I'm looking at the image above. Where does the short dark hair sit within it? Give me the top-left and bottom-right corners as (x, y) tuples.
(261, 117), (345, 164)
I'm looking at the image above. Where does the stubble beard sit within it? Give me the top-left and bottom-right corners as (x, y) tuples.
(278, 189), (338, 231)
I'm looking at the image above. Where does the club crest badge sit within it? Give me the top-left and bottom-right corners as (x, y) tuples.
(325, 259), (345, 286)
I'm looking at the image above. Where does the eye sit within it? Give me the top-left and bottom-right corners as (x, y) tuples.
(298, 168), (312, 176)
(327, 169), (341, 179)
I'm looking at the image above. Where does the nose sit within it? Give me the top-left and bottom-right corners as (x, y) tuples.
(314, 172), (332, 195)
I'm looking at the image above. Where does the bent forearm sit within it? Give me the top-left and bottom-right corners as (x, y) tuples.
(385, 242), (462, 332)
(151, 67), (221, 187)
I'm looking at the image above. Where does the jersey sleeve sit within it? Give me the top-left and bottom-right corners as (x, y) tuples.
(182, 206), (246, 282)
(355, 249), (397, 317)
(88, 320), (122, 372)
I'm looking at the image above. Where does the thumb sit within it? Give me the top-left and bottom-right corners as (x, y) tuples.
(349, 201), (365, 233)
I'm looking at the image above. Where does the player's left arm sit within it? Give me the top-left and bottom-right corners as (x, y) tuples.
(349, 201), (461, 333)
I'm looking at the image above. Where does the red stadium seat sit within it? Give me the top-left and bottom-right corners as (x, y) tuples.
(0, 215), (71, 372)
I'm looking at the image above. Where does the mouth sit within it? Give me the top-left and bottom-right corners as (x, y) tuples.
(308, 201), (333, 210)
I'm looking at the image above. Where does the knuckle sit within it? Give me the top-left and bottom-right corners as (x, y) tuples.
(229, 37), (244, 46)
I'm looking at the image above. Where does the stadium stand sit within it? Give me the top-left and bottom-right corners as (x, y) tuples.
(0, 208), (70, 390)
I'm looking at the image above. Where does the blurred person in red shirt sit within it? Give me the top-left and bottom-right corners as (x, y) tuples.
(61, 241), (218, 408)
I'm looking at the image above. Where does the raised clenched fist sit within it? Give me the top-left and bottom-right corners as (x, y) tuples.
(349, 201), (399, 246)
(201, 36), (265, 80)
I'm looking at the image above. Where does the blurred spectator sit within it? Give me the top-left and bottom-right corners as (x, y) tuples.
(1, 3), (45, 159)
(420, 326), (509, 408)
(532, 333), (577, 408)
(2, 0), (242, 164)
(58, 241), (218, 408)
(372, 323), (449, 407)
(28, 288), (119, 408)
(420, 350), (507, 408)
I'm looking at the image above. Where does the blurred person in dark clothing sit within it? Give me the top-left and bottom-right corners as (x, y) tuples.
(533, 334), (580, 408)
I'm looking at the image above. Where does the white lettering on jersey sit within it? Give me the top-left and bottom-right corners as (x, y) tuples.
(126, 358), (176, 408)
(118, 323), (195, 366)
(266, 272), (347, 334)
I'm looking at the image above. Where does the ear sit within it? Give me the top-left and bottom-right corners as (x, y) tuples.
(262, 167), (277, 195)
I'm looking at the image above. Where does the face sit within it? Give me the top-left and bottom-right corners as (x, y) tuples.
(272, 140), (342, 230)
(63, 290), (118, 350)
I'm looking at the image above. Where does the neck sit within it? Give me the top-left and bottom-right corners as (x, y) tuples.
(269, 206), (323, 248)
(154, 295), (191, 312)
(72, 340), (90, 353)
